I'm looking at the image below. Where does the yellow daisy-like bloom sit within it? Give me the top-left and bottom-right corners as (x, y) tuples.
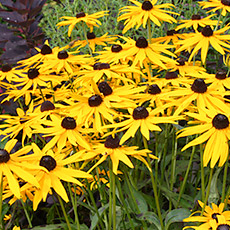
(36, 115), (91, 153)
(177, 108), (230, 167)
(176, 25), (230, 64)
(210, 215), (230, 230)
(176, 14), (219, 32)
(0, 105), (43, 145)
(0, 139), (40, 199)
(21, 147), (92, 210)
(183, 200), (230, 230)
(87, 135), (157, 174)
(199, 0), (230, 16)
(73, 62), (136, 87)
(12, 226), (20, 230)
(118, 0), (177, 34)
(73, 32), (116, 53)
(56, 11), (108, 37)
(66, 92), (119, 133)
(204, 69), (230, 92)
(120, 36), (176, 69)
(0, 64), (23, 82)
(163, 78), (230, 116)
(96, 40), (130, 64)
(104, 106), (178, 144)
(166, 57), (206, 77)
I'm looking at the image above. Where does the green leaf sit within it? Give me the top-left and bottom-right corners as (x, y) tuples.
(136, 211), (161, 230)
(25, 223), (88, 230)
(208, 168), (221, 204)
(132, 189), (148, 214)
(90, 203), (109, 230)
(165, 208), (191, 230)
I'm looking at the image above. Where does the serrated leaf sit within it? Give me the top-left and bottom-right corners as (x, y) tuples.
(165, 208), (191, 230)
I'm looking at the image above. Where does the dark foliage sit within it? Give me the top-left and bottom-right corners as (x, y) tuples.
(0, 0), (47, 64)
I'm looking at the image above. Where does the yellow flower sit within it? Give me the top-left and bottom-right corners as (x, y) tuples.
(183, 200), (230, 229)
(118, 0), (177, 34)
(176, 25), (230, 64)
(177, 108), (230, 167)
(87, 135), (157, 174)
(56, 11), (108, 36)
(0, 139), (40, 199)
(73, 32), (116, 52)
(199, 0), (230, 16)
(176, 14), (219, 32)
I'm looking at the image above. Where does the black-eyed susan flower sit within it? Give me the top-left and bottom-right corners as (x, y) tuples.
(162, 78), (230, 116)
(118, 0), (177, 34)
(21, 147), (92, 210)
(36, 115), (91, 153)
(183, 200), (230, 229)
(73, 62), (136, 87)
(199, 0), (230, 16)
(176, 25), (230, 64)
(176, 14), (219, 32)
(177, 108), (230, 167)
(73, 32), (116, 53)
(0, 64), (23, 82)
(166, 57), (206, 77)
(56, 11), (108, 37)
(210, 215), (230, 230)
(104, 106), (178, 144)
(87, 135), (157, 174)
(0, 139), (41, 199)
(120, 36), (176, 69)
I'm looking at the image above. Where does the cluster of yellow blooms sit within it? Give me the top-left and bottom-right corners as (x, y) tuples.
(1, 0), (230, 229)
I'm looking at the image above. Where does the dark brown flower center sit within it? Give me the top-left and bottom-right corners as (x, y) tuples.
(148, 84), (161, 95)
(167, 30), (177, 36)
(58, 50), (69, 59)
(142, 1), (153, 10)
(212, 114), (229, 129)
(217, 224), (230, 230)
(136, 37), (148, 48)
(76, 12), (86, 18)
(215, 70), (227, 80)
(0, 149), (10, 163)
(98, 81), (113, 96)
(212, 213), (220, 222)
(104, 135), (120, 148)
(201, 25), (213, 37)
(191, 78), (207, 93)
(28, 68), (39, 79)
(221, 0), (230, 6)
(165, 71), (178, 79)
(111, 44), (122, 53)
(132, 106), (149, 120)
(87, 32), (96, 39)
(39, 155), (56, 171)
(191, 14), (201, 20)
(61, 117), (77, 129)
(88, 94), (103, 107)
(93, 62), (110, 70)
(177, 57), (186, 66)
(1, 64), (12, 72)
(40, 101), (55, 112)
(41, 44), (52, 55)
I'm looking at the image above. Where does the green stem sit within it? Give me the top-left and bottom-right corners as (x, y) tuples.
(82, 22), (93, 56)
(201, 168), (214, 215)
(200, 144), (205, 201)
(221, 161), (229, 203)
(109, 161), (113, 230)
(169, 128), (177, 211)
(38, 84), (45, 102)
(67, 183), (80, 228)
(224, 185), (230, 209)
(20, 199), (33, 228)
(143, 137), (164, 230)
(116, 177), (135, 230)
(176, 144), (196, 208)
(214, 13), (222, 31)
(57, 195), (72, 230)
(112, 170), (116, 230)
